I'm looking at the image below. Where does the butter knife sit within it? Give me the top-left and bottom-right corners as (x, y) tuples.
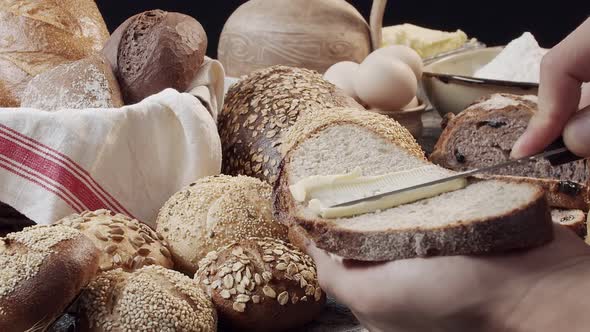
(330, 137), (581, 208)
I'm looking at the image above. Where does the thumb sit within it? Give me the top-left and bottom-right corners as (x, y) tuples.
(563, 105), (590, 157)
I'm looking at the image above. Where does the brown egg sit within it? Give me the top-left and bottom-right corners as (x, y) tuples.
(371, 45), (423, 79)
(353, 55), (417, 111)
(323, 61), (360, 101)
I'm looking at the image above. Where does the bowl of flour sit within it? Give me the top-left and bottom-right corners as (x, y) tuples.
(422, 32), (543, 116)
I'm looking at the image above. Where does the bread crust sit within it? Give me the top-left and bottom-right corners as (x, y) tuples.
(0, 226), (100, 332)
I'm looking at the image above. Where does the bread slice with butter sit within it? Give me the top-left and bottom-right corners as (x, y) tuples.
(273, 108), (553, 261)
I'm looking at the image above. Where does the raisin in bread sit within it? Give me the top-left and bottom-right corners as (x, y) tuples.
(273, 107), (553, 261)
(431, 93), (589, 210)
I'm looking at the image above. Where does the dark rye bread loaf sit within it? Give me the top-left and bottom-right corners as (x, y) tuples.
(102, 10), (207, 104)
(431, 93), (589, 210)
(0, 225), (100, 332)
(219, 65), (363, 185)
(273, 107), (553, 261)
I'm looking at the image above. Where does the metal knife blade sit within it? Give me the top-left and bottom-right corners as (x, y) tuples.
(330, 137), (580, 208)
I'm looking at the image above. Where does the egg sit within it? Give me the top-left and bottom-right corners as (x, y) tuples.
(323, 61), (360, 100)
(370, 45), (423, 79)
(353, 55), (417, 111)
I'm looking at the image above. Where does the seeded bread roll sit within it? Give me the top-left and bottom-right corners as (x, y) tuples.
(0, 0), (109, 106)
(80, 265), (216, 332)
(20, 54), (123, 111)
(102, 10), (207, 104)
(219, 65), (363, 185)
(156, 175), (288, 275)
(56, 209), (173, 272)
(0, 225), (100, 332)
(195, 237), (325, 332)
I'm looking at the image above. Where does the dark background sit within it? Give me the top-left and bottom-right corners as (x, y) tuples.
(95, 1), (589, 57)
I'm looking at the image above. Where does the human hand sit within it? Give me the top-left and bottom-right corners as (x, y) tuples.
(511, 18), (590, 158)
(305, 225), (590, 332)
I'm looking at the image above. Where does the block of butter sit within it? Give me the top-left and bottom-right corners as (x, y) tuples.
(289, 166), (467, 219)
(382, 24), (468, 59)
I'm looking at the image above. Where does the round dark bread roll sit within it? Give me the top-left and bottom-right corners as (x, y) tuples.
(195, 237), (325, 331)
(219, 65), (363, 185)
(156, 175), (288, 275)
(79, 265), (217, 332)
(0, 225), (100, 332)
(102, 10), (207, 104)
(56, 209), (174, 272)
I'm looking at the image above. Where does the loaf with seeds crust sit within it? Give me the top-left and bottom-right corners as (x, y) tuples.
(156, 175), (288, 275)
(79, 265), (216, 332)
(195, 237), (325, 332)
(219, 65), (363, 185)
(56, 209), (173, 273)
(0, 225), (100, 332)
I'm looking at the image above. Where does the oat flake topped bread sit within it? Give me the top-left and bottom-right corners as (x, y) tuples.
(156, 175), (288, 275)
(219, 65), (363, 185)
(0, 225), (100, 332)
(195, 237), (325, 332)
(56, 209), (173, 272)
(0, 0), (109, 106)
(80, 265), (216, 332)
(274, 107), (553, 261)
(430, 93), (590, 210)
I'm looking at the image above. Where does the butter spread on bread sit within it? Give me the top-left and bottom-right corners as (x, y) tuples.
(290, 166), (467, 218)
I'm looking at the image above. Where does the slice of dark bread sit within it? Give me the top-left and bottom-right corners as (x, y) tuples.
(551, 209), (586, 238)
(430, 93), (589, 210)
(273, 107), (553, 261)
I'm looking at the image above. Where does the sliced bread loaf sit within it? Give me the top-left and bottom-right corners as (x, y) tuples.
(431, 93), (589, 210)
(219, 65), (362, 185)
(273, 108), (553, 261)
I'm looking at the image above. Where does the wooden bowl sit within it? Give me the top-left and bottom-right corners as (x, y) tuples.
(368, 101), (426, 138)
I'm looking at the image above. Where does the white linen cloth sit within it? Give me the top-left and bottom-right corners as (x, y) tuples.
(0, 59), (225, 227)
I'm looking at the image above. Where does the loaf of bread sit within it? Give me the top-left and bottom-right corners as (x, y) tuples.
(102, 10), (207, 104)
(0, 0), (109, 106)
(219, 65), (363, 185)
(156, 175), (288, 275)
(20, 54), (123, 110)
(273, 107), (553, 261)
(0, 225), (100, 332)
(56, 209), (173, 272)
(431, 94), (589, 210)
(79, 265), (217, 332)
(195, 237), (325, 331)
